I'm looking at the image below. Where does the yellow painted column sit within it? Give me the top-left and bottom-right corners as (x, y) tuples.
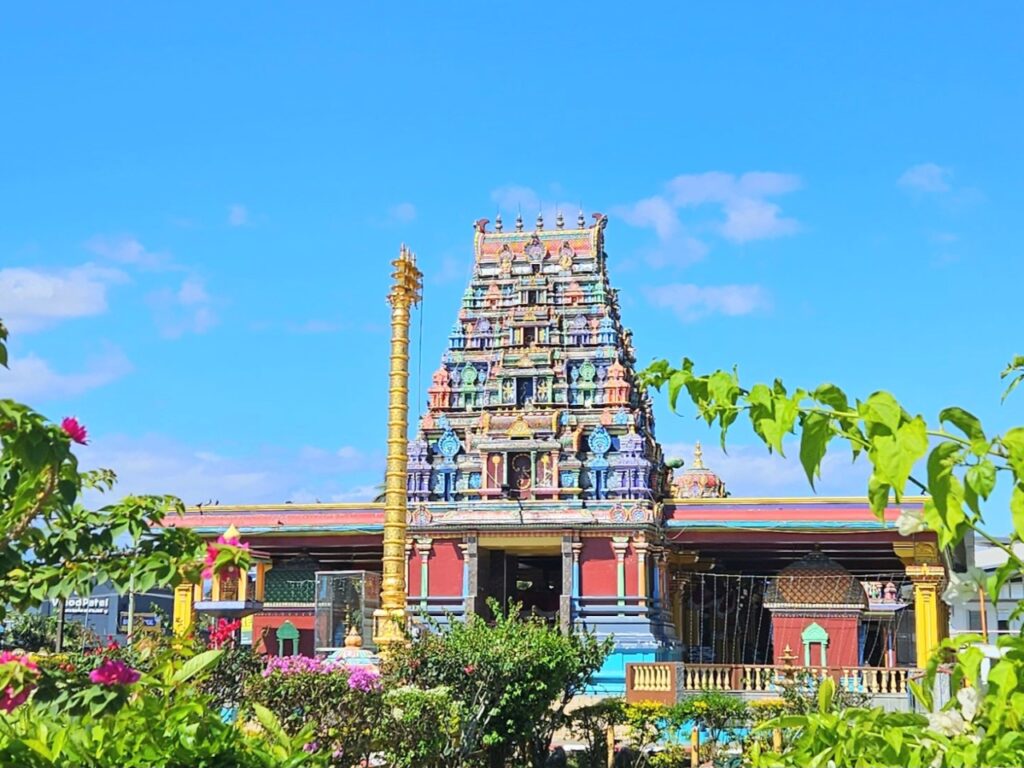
(173, 583), (195, 636)
(906, 564), (945, 669)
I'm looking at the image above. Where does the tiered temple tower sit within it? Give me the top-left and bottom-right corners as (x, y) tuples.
(405, 212), (677, 688)
(408, 212), (666, 510)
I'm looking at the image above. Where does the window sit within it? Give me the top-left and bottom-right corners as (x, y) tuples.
(967, 610), (983, 632)
(998, 619), (1010, 634)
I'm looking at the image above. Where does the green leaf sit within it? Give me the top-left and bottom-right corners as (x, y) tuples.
(170, 648), (223, 685)
(1001, 354), (1024, 402)
(812, 383), (850, 412)
(939, 406), (986, 442)
(799, 412), (833, 489)
(868, 475), (891, 518)
(871, 417), (928, 498)
(667, 370), (691, 412)
(965, 460), (997, 501)
(859, 391), (902, 436)
(818, 676), (835, 713)
(1012, 485), (1024, 541)
(253, 702), (288, 744)
(1003, 427), (1024, 481)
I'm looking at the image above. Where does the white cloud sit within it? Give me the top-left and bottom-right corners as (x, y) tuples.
(86, 235), (172, 270)
(78, 435), (384, 506)
(662, 440), (868, 498)
(148, 277), (218, 338)
(0, 264), (128, 333)
(898, 163), (952, 193)
(228, 204), (249, 227)
(389, 202), (417, 224)
(1, 347), (133, 401)
(614, 171), (802, 264)
(665, 171), (802, 243)
(645, 283), (771, 322)
(615, 196), (680, 240)
(177, 278), (209, 305)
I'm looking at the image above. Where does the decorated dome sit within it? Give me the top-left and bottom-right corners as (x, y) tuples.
(672, 442), (727, 498)
(764, 549), (868, 609)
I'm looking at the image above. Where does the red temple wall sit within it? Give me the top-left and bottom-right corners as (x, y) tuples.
(771, 614), (860, 667)
(253, 613), (315, 657)
(409, 550), (422, 597)
(429, 539), (463, 596)
(580, 538), (617, 596)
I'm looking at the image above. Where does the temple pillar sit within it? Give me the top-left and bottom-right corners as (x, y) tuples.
(560, 535), (574, 632)
(894, 541), (946, 668)
(464, 535), (479, 615)
(612, 536), (630, 607)
(416, 537), (433, 609)
(173, 582), (196, 637)
(635, 538), (649, 608)
(906, 564), (946, 668)
(405, 539), (414, 602)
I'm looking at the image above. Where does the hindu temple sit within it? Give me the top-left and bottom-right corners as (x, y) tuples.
(168, 212), (965, 699)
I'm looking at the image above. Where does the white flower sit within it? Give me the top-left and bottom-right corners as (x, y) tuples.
(957, 687), (979, 722)
(941, 568), (987, 607)
(897, 508), (928, 536)
(927, 710), (967, 737)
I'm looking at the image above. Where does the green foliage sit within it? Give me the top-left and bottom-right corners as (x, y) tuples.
(566, 698), (625, 768)
(0, 646), (323, 767)
(243, 657), (382, 766)
(641, 356), (1024, 767)
(0, 612), (96, 652)
(379, 685), (464, 768)
(673, 690), (749, 749)
(389, 600), (612, 767)
(0, 399), (205, 621)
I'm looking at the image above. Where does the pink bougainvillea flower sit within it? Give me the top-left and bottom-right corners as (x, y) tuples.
(346, 666), (381, 692)
(201, 535), (250, 580)
(60, 416), (88, 445)
(89, 658), (140, 686)
(0, 652), (40, 712)
(463, 664), (476, 675)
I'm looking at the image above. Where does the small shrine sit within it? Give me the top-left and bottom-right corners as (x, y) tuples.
(670, 443), (727, 499)
(763, 549), (868, 668)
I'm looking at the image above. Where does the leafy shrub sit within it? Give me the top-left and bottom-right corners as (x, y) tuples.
(387, 600), (611, 767)
(244, 656), (383, 767)
(378, 685), (463, 768)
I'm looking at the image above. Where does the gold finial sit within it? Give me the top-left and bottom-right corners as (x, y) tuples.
(556, 210), (564, 229)
(692, 441), (705, 469)
(577, 208), (585, 228)
(536, 211), (544, 230)
(495, 213), (503, 232)
(387, 244), (423, 308)
(345, 624), (363, 648)
(515, 209), (524, 232)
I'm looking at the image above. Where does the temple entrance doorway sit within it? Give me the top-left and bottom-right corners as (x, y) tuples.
(475, 537), (567, 626)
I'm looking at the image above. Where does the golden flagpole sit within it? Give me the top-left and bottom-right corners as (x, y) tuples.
(373, 244), (422, 651)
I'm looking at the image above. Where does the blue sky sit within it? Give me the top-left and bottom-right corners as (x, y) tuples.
(1, 4), (1021, 530)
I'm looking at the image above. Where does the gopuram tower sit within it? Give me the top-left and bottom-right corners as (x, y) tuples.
(406, 212), (677, 688)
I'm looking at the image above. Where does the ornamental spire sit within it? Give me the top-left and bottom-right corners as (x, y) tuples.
(693, 441), (705, 469)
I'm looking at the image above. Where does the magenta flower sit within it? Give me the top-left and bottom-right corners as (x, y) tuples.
(0, 652), (39, 713)
(89, 658), (140, 686)
(201, 533), (250, 580)
(346, 666), (381, 692)
(60, 416), (88, 445)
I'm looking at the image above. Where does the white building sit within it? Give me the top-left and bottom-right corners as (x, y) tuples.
(948, 538), (1024, 640)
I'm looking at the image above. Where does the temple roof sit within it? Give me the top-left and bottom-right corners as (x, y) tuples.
(763, 548), (869, 609)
